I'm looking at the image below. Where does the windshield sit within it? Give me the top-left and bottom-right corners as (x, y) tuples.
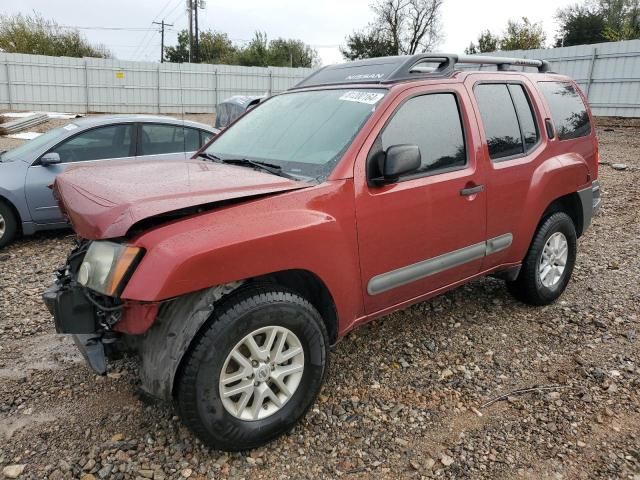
(205, 88), (386, 180)
(1, 125), (70, 162)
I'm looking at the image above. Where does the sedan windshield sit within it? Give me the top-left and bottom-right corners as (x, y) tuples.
(205, 88), (386, 181)
(1, 125), (69, 162)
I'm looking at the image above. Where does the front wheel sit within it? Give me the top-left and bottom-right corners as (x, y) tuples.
(507, 212), (577, 306)
(0, 202), (18, 248)
(176, 285), (329, 451)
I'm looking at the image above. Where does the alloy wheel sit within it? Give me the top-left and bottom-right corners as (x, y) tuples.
(219, 326), (305, 421)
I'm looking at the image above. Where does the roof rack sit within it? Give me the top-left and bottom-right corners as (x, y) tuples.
(290, 53), (551, 90)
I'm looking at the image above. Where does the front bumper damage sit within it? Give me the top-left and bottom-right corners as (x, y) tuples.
(43, 241), (135, 375)
(43, 282), (114, 375)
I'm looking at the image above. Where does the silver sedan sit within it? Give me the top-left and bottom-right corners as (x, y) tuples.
(0, 115), (218, 247)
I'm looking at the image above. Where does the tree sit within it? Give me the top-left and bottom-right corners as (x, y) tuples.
(340, 29), (397, 60)
(555, 4), (607, 46)
(500, 17), (546, 50)
(164, 30), (190, 63)
(197, 30), (237, 64)
(236, 31), (270, 66)
(555, 0), (639, 46)
(465, 30), (500, 54)
(600, 0), (640, 40)
(0, 12), (110, 58)
(166, 30), (318, 67)
(267, 38), (319, 68)
(341, 0), (444, 60)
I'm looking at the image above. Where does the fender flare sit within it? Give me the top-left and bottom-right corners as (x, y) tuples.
(136, 281), (243, 401)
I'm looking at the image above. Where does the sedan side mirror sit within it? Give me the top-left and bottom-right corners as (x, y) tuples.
(40, 152), (61, 166)
(372, 145), (421, 185)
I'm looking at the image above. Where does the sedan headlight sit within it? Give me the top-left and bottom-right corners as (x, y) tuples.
(77, 241), (143, 296)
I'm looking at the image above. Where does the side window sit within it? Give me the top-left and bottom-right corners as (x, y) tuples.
(508, 84), (539, 151)
(474, 84), (524, 160)
(184, 128), (200, 151)
(200, 130), (215, 146)
(378, 93), (466, 176)
(139, 124), (186, 156)
(52, 124), (133, 163)
(538, 81), (591, 140)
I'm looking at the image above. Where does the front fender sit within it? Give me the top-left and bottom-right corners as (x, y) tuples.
(0, 161), (30, 224)
(122, 179), (363, 330)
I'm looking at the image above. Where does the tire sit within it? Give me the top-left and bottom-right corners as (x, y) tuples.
(176, 284), (329, 451)
(0, 202), (18, 248)
(507, 212), (577, 306)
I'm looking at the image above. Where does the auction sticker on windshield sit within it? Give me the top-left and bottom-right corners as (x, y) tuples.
(339, 91), (385, 105)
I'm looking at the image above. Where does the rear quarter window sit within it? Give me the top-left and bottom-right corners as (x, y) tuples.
(538, 81), (591, 140)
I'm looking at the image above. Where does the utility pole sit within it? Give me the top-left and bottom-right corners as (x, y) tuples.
(194, 1), (199, 63)
(187, 0), (193, 63)
(153, 20), (173, 63)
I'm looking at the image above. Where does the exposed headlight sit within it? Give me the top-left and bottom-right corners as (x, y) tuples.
(77, 241), (143, 296)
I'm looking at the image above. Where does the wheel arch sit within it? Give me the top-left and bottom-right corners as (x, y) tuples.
(136, 269), (339, 402)
(539, 191), (584, 237)
(0, 193), (23, 234)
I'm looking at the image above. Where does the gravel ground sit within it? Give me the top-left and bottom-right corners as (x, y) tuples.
(0, 118), (639, 480)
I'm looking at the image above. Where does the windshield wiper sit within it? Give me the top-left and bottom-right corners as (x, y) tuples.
(220, 158), (298, 180)
(197, 152), (222, 162)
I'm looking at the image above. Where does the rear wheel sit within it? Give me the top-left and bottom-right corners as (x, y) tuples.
(507, 212), (577, 305)
(0, 202), (18, 248)
(176, 284), (329, 450)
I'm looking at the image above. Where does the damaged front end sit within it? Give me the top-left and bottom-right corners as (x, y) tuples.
(43, 239), (155, 374)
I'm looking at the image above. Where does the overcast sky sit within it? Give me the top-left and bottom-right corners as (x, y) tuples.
(4, 0), (576, 65)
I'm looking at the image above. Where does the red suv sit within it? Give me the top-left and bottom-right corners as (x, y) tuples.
(44, 54), (601, 450)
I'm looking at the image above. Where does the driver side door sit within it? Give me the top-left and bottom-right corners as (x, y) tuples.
(24, 123), (135, 224)
(355, 85), (488, 314)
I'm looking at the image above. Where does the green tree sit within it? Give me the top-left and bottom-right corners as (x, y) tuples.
(600, 0), (640, 40)
(341, 0), (444, 60)
(0, 12), (110, 58)
(236, 31), (270, 67)
(267, 38), (319, 68)
(340, 29), (396, 60)
(164, 30), (190, 63)
(165, 30), (317, 67)
(465, 30), (500, 54)
(198, 30), (238, 64)
(500, 17), (546, 50)
(555, 4), (607, 46)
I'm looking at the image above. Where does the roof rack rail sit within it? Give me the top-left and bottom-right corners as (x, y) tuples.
(290, 53), (551, 90)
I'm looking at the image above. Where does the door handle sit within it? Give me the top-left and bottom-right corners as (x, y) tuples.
(460, 184), (484, 196)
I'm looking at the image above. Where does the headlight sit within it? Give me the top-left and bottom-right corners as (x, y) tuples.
(77, 241), (143, 296)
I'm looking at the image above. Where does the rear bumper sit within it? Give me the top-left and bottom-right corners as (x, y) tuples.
(578, 180), (602, 234)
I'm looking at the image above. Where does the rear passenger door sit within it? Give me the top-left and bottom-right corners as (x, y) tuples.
(468, 77), (544, 269)
(136, 123), (203, 161)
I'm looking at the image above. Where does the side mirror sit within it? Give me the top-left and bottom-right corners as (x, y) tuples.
(372, 145), (421, 185)
(40, 152), (61, 166)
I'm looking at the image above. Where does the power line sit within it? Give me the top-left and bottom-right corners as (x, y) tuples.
(132, 0), (183, 60)
(59, 25), (158, 31)
(153, 20), (174, 63)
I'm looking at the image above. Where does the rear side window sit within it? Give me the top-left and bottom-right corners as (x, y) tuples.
(139, 124), (197, 155)
(474, 85), (517, 160)
(538, 81), (590, 140)
(508, 84), (539, 151)
(378, 93), (466, 176)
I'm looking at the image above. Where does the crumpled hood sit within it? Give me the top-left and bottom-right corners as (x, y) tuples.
(53, 158), (310, 239)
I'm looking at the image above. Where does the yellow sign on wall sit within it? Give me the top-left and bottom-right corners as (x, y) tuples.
(115, 71), (125, 79)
